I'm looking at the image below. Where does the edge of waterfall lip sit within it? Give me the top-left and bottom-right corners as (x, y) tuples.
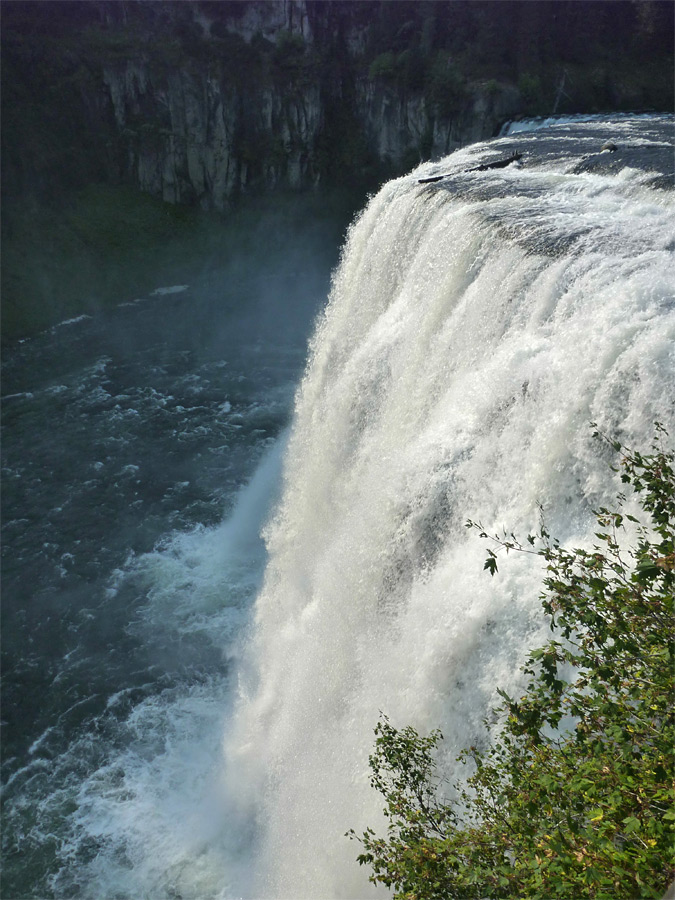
(498, 110), (667, 136)
(419, 114), (674, 197)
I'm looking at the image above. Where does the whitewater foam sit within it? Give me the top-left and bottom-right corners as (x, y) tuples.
(223, 119), (675, 898)
(36, 438), (287, 899)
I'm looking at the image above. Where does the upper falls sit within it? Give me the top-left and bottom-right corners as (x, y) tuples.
(223, 115), (675, 898)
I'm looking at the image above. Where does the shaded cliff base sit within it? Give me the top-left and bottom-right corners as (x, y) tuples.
(1, 185), (359, 347)
(4, 1), (672, 218)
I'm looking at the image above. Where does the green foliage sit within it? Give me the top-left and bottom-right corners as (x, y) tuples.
(349, 427), (675, 898)
(1, 184), (360, 344)
(1, 185), (217, 339)
(398, 47), (426, 92)
(518, 71), (545, 113)
(275, 29), (307, 59)
(78, 23), (150, 61)
(273, 30), (315, 84)
(425, 52), (466, 119)
(367, 48), (426, 93)
(369, 50), (398, 82)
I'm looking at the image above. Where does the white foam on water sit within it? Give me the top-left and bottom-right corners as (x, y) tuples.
(222, 128), (675, 898)
(49, 680), (238, 900)
(51, 314), (93, 330)
(151, 285), (190, 296)
(44, 437), (287, 899)
(1, 391), (35, 401)
(500, 112), (656, 135)
(126, 434), (287, 645)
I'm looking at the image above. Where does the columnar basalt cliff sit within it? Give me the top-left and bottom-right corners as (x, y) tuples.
(5, 0), (672, 210)
(2, 0), (673, 341)
(100, 55), (325, 209)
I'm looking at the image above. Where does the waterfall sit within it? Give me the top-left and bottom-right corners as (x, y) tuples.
(223, 117), (675, 899)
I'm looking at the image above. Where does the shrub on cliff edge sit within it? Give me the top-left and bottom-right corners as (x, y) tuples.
(349, 426), (674, 899)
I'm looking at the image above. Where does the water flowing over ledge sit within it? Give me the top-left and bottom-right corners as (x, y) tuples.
(3, 116), (672, 900)
(224, 115), (675, 898)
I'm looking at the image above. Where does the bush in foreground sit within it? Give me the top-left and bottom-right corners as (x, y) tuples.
(349, 426), (674, 899)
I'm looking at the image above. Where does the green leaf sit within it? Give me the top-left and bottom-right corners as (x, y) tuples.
(622, 816), (641, 834)
(353, 426), (675, 900)
(484, 557), (498, 576)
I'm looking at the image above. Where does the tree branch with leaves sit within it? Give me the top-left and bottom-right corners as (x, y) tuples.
(348, 425), (674, 899)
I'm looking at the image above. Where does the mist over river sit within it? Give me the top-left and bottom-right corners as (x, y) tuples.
(1, 269), (328, 897)
(2, 116), (674, 898)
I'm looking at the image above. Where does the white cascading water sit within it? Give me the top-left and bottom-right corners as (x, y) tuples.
(223, 119), (674, 899)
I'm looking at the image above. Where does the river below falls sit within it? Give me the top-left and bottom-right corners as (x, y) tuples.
(1, 278), (324, 898)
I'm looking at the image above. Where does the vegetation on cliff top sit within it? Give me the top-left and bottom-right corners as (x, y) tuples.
(349, 427), (675, 898)
(1, 185), (357, 344)
(3, 0), (673, 204)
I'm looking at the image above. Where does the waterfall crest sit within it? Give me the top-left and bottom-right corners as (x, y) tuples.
(225, 117), (675, 898)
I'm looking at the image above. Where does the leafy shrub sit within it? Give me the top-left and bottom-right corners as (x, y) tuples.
(349, 426), (675, 899)
(518, 71), (544, 112)
(368, 48), (427, 93)
(273, 30), (307, 70)
(397, 47), (426, 92)
(484, 78), (499, 97)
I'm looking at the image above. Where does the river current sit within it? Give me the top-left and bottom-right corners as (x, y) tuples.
(2, 276), (324, 897)
(2, 115), (674, 898)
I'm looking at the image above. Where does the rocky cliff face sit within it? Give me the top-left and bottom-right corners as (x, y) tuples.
(2, 1), (525, 211)
(101, 56), (324, 209)
(102, 56), (520, 210)
(95, 1), (324, 207)
(3, 0), (672, 211)
(358, 79), (522, 167)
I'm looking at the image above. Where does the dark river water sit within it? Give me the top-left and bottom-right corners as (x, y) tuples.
(1, 273), (326, 898)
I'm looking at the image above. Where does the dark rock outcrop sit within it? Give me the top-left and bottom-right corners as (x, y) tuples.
(0, 1), (530, 209)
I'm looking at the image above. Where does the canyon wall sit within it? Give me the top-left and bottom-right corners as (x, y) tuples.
(4, 0), (673, 211)
(85, 1), (522, 209)
(2, 0), (672, 340)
